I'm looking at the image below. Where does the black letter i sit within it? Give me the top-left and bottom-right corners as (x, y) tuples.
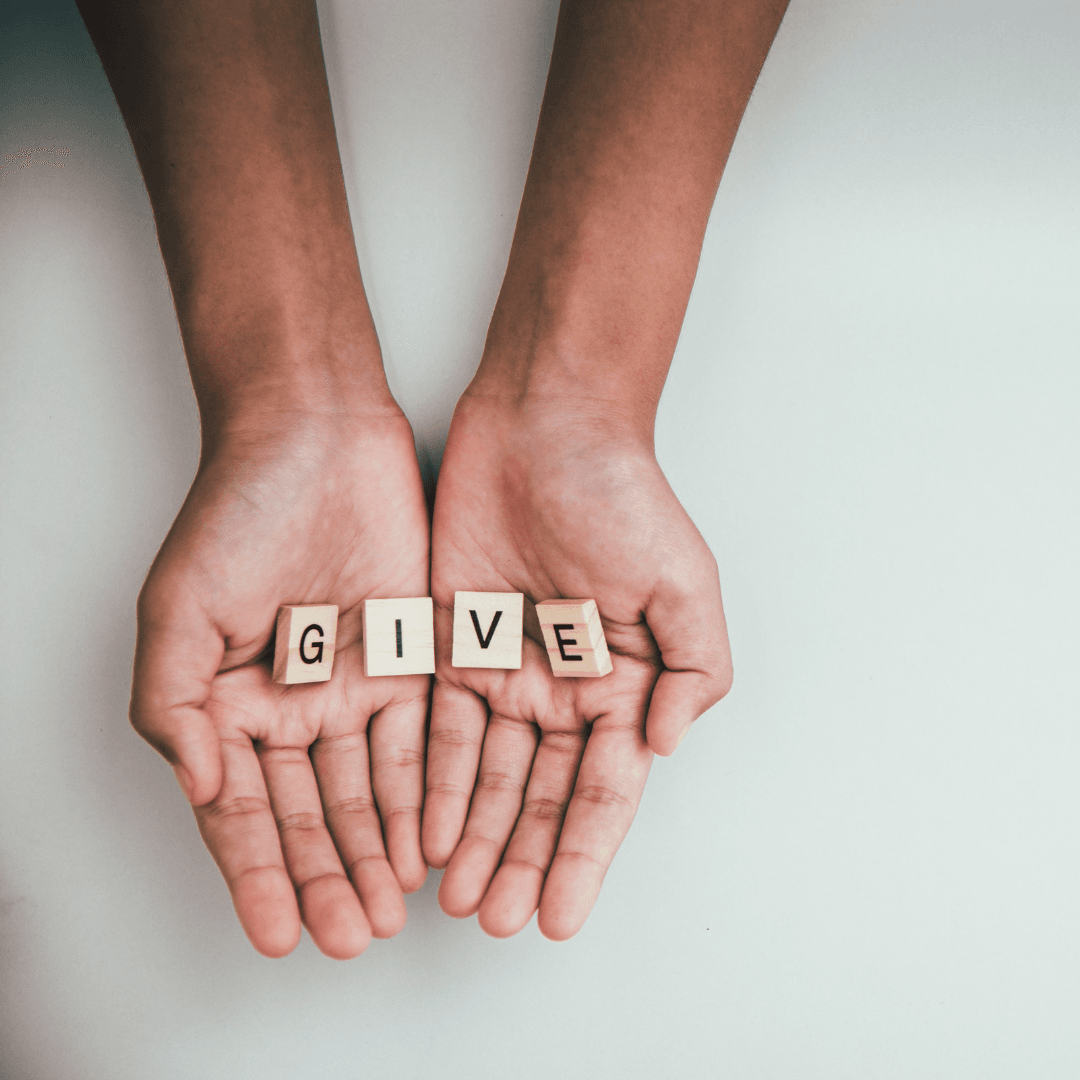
(395, 619), (403, 658)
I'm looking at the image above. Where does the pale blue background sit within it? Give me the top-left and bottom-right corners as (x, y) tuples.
(2, 1), (1079, 1076)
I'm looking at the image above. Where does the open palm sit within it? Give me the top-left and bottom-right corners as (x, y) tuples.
(133, 413), (430, 958)
(424, 396), (732, 940)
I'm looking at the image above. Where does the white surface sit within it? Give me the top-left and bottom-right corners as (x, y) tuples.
(2, 0), (1079, 1076)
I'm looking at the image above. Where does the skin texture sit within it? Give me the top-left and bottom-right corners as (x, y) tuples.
(77, 0), (789, 952)
(427, 397), (731, 939)
(76, 0), (430, 958)
(137, 416), (430, 958)
(424, 0), (789, 936)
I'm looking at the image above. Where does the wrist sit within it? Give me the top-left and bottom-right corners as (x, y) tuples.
(190, 409), (421, 530)
(180, 302), (402, 451)
(451, 384), (656, 459)
(468, 238), (692, 442)
(199, 399), (411, 464)
(466, 328), (662, 448)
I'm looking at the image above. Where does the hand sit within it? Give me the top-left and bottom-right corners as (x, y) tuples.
(132, 410), (430, 959)
(423, 394), (732, 940)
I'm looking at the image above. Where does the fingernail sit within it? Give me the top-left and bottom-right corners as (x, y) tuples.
(675, 722), (693, 749)
(172, 764), (194, 802)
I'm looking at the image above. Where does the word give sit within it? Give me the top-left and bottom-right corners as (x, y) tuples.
(273, 594), (612, 684)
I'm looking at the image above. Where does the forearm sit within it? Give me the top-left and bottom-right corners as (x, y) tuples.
(76, 0), (393, 441)
(472, 0), (789, 438)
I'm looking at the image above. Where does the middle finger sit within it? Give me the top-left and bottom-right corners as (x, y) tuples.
(477, 726), (587, 938)
(438, 713), (539, 918)
(259, 743), (372, 959)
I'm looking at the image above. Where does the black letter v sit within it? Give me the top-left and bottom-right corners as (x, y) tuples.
(469, 609), (503, 649)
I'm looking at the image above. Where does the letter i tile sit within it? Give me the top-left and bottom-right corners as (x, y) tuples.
(362, 597), (435, 676)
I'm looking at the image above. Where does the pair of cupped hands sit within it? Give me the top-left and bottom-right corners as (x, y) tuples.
(134, 385), (732, 959)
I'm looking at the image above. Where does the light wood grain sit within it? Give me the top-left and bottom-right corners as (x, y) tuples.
(362, 596), (435, 676)
(272, 604), (339, 684)
(535, 599), (612, 677)
(451, 591), (524, 669)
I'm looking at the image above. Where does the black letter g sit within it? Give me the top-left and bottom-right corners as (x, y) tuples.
(299, 623), (325, 664)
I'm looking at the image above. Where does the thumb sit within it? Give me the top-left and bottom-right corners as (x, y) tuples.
(643, 563), (733, 756)
(131, 587), (225, 806)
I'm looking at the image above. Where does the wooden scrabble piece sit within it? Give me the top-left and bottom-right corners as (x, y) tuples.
(452, 591), (524, 669)
(362, 597), (435, 676)
(273, 604), (339, 685)
(535, 599), (612, 677)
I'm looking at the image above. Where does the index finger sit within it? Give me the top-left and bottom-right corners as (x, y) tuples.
(194, 734), (302, 958)
(536, 714), (653, 941)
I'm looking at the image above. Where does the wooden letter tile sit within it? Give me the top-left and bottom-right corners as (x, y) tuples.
(452, 591), (524, 669)
(362, 597), (435, 677)
(535, 599), (612, 677)
(273, 604), (338, 684)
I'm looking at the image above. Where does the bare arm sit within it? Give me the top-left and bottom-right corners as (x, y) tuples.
(476, 0), (790, 437)
(78, 0), (430, 959)
(427, 0), (789, 939)
(76, 0), (392, 436)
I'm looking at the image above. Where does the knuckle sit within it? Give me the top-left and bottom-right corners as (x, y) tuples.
(204, 795), (270, 822)
(383, 803), (420, 822)
(701, 657), (734, 706)
(427, 727), (477, 751)
(134, 576), (159, 622)
(348, 852), (391, 875)
(231, 862), (287, 885)
(713, 663), (734, 701)
(475, 770), (524, 796)
(127, 695), (172, 743)
(553, 847), (606, 872)
(296, 870), (348, 891)
(500, 855), (548, 877)
(542, 730), (586, 756)
(258, 745), (311, 765)
(313, 732), (365, 755)
(276, 811), (326, 834)
(488, 713), (534, 732)
(325, 795), (378, 819)
(128, 706), (161, 744)
(573, 784), (631, 812)
(703, 547), (720, 580)
(127, 702), (148, 733)
(385, 688), (432, 713)
(425, 780), (474, 802)
(520, 796), (567, 825)
(377, 747), (425, 771)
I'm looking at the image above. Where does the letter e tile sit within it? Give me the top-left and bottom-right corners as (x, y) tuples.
(535, 599), (612, 677)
